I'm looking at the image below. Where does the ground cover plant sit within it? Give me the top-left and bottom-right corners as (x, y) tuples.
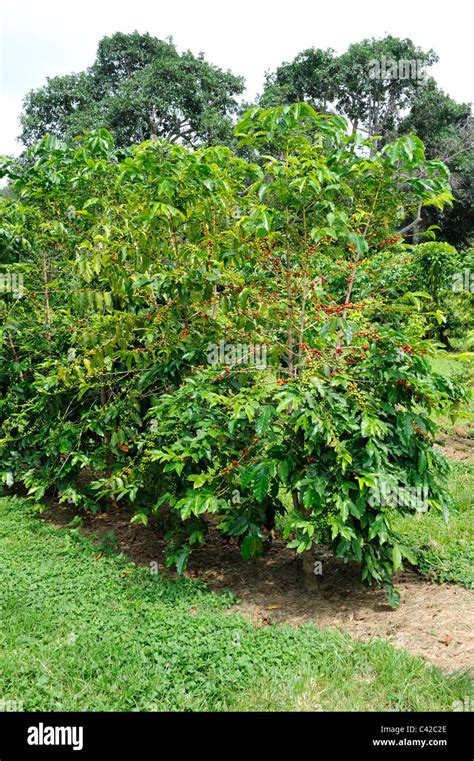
(0, 497), (471, 711)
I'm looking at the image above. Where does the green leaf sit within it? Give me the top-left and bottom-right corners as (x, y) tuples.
(384, 583), (401, 609)
(253, 467), (270, 503)
(188, 474), (208, 489)
(176, 548), (190, 576)
(255, 406), (273, 434)
(241, 535), (263, 560)
(392, 544), (403, 570)
(399, 544), (418, 566)
(130, 513), (148, 527)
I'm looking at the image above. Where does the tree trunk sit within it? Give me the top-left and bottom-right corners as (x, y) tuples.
(301, 547), (321, 592)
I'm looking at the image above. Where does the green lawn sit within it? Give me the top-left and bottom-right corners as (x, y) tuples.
(394, 462), (474, 588)
(430, 352), (474, 380)
(430, 351), (474, 441)
(0, 497), (471, 712)
(390, 352), (473, 586)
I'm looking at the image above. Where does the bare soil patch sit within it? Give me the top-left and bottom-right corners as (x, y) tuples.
(42, 503), (473, 673)
(435, 430), (474, 463)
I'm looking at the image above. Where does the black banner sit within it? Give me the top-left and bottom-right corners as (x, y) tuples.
(0, 712), (471, 759)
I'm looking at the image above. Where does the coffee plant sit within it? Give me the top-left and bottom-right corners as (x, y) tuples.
(0, 104), (467, 605)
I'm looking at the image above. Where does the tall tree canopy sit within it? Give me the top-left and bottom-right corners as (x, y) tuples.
(20, 32), (245, 149)
(261, 36), (439, 139)
(261, 35), (472, 246)
(398, 79), (472, 248)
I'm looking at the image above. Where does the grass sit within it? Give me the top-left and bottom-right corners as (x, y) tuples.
(394, 462), (474, 588)
(429, 351), (473, 380)
(389, 351), (473, 587)
(0, 497), (471, 712)
(430, 350), (474, 440)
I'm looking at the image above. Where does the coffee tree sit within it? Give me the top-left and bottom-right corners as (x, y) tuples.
(0, 104), (465, 605)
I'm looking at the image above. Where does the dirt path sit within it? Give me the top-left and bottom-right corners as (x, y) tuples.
(43, 504), (473, 673)
(435, 417), (473, 463)
(435, 433), (474, 463)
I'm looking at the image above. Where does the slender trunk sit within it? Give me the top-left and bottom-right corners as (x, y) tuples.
(41, 249), (51, 341)
(285, 241), (294, 377)
(148, 110), (158, 140)
(7, 334), (24, 380)
(292, 490), (301, 512)
(284, 143), (295, 377)
(341, 185), (381, 321)
(297, 277), (308, 374)
(100, 385), (117, 511)
(297, 210), (310, 375)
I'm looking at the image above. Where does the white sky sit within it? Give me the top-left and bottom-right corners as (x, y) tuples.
(0, 0), (472, 156)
